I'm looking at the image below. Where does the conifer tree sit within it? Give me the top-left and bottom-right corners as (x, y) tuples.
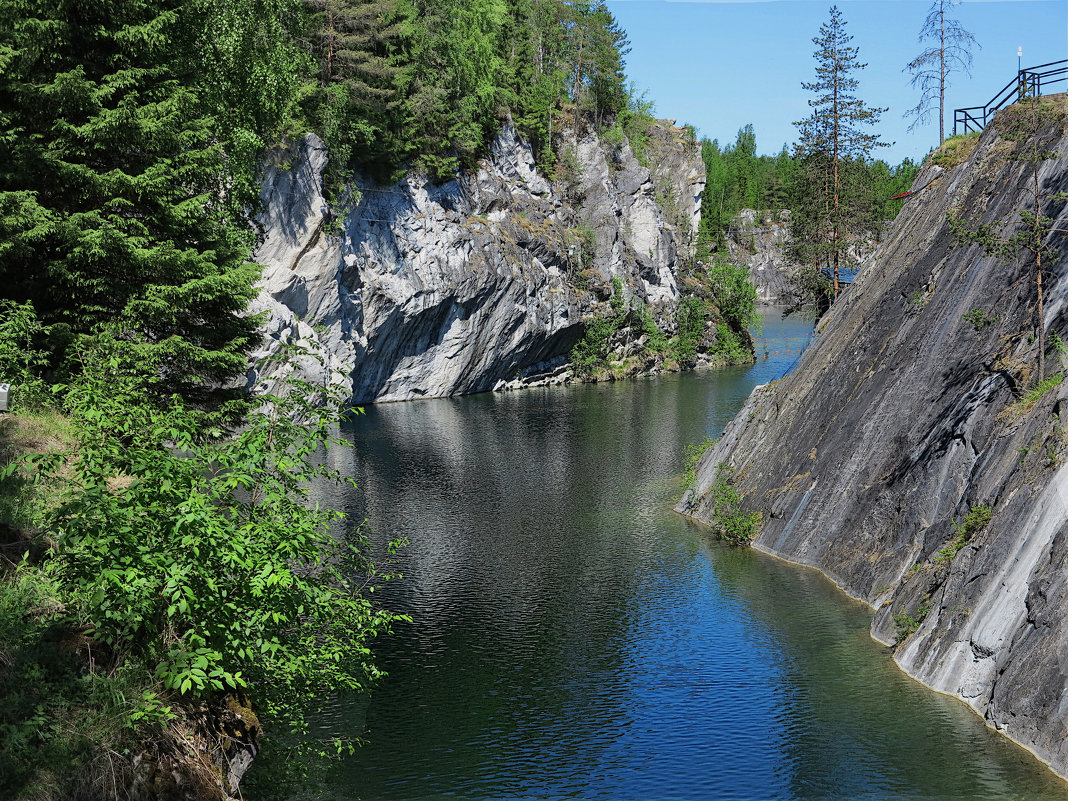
(904, 0), (978, 146)
(793, 4), (887, 299)
(305, 0), (411, 170)
(0, 0), (266, 403)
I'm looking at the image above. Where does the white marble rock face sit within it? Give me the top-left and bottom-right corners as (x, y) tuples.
(249, 121), (704, 404)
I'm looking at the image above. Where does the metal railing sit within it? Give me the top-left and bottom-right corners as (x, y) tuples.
(953, 60), (1068, 136)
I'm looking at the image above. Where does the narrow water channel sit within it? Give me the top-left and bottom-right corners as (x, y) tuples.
(307, 310), (1066, 800)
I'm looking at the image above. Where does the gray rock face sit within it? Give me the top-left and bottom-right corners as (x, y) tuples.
(726, 209), (795, 305)
(678, 102), (1068, 778)
(250, 121), (704, 403)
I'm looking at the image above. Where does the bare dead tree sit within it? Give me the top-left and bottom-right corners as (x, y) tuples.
(904, 0), (979, 145)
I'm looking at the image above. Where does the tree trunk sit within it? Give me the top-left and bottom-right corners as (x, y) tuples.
(1034, 146), (1045, 382)
(939, 2), (946, 145)
(832, 54), (841, 299)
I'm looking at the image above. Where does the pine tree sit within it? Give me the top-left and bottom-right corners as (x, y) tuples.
(793, 5), (887, 299)
(904, 0), (978, 146)
(0, 0), (264, 404)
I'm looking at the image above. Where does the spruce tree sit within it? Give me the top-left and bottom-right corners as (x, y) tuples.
(793, 4), (887, 299)
(305, 0), (411, 171)
(0, 0), (263, 404)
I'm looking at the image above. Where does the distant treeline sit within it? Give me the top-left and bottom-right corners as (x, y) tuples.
(696, 124), (920, 258)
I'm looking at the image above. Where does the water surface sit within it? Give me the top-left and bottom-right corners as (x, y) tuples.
(310, 310), (1066, 800)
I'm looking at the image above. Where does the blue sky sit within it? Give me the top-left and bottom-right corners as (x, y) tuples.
(605, 0), (1068, 163)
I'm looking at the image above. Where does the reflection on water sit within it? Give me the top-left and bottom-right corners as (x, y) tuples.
(303, 309), (1066, 800)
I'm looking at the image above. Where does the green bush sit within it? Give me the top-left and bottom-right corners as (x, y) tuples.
(962, 308), (997, 331)
(672, 296), (709, 362)
(0, 301), (53, 412)
(712, 322), (750, 365)
(708, 463), (761, 545)
(1, 334), (406, 786)
(893, 599), (932, 643)
(681, 436), (716, 493)
(707, 258), (757, 329)
(935, 504), (992, 564)
(571, 277), (628, 375)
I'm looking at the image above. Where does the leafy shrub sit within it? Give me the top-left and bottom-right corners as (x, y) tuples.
(0, 301), (53, 411)
(672, 296), (709, 362)
(712, 322), (750, 365)
(708, 463), (761, 545)
(962, 308), (997, 331)
(706, 257), (758, 332)
(570, 278), (628, 375)
(681, 435), (716, 493)
(893, 599), (932, 643)
(1049, 330), (1067, 358)
(935, 504), (992, 564)
(2, 334), (405, 780)
(634, 302), (670, 354)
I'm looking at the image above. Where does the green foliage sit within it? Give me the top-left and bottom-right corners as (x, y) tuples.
(570, 277), (628, 374)
(706, 463), (761, 545)
(712, 323), (750, 365)
(1, 334), (405, 787)
(706, 257), (758, 333)
(0, 0), (273, 404)
(634, 302), (670, 355)
(962, 308), (998, 331)
(0, 301), (52, 411)
(300, 0), (636, 177)
(614, 91), (657, 167)
(0, 561), (141, 797)
(893, 599), (931, 643)
(935, 504), (992, 564)
(681, 436), (716, 493)
(672, 297), (709, 362)
(791, 5), (888, 299)
(694, 121), (915, 274)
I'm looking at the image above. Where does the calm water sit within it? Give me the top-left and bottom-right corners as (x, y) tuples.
(308, 310), (1067, 800)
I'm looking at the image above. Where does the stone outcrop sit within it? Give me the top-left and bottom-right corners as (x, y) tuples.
(725, 209), (795, 305)
(249, 120), (704, 403)
(678, 98), (1068, 778)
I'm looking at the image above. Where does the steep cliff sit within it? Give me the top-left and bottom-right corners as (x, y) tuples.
(248, 120), (704, 403)
(678, 97), (1068, 778)
(725, 209), (794, 305)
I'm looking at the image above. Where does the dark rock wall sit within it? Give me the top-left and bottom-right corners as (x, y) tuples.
(678, 98), (1068, 778)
